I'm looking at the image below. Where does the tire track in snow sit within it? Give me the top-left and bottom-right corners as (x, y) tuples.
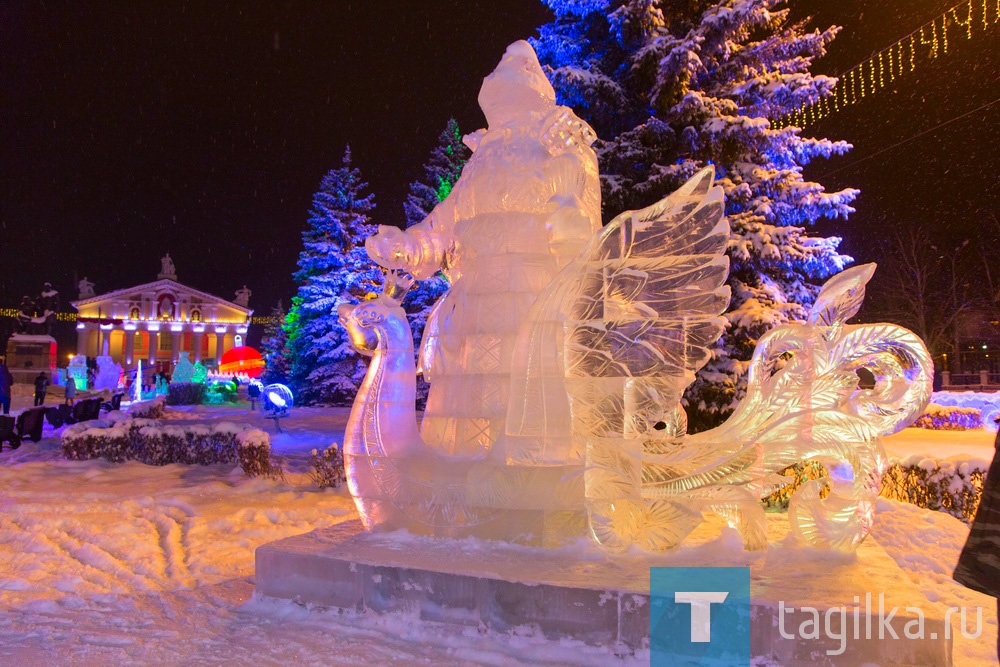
(58, 519), (164, 592)
(137, 513), (173, 584)
(141, 504), (196, 589)
(8, 516), (125, 594)
(49, 517), (163, 593)
(161, 503), (196, 586)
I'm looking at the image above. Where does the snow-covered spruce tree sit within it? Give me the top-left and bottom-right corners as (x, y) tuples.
(403, 118), (471, 228)
(401, 119), (470, 406)
(287, 147), (382, 405)
(533, 0), (857, 430)
(260, 300), (290, 385)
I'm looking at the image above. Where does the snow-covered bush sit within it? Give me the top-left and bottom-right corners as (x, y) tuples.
(308, 444), (346, 489)
(128, 396), (166, 419)
(911, 404), (983, 431)
(237, 428), (282, 479)
(62, 418), (281, 478)
(166, 382), (206, 406)
(881, 457), (986, 524)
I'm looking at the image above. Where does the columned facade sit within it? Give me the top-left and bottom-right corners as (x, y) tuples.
(148, 330), (159, 364)
(124, 331), (135, 366)
(192, 332), (203, 363)
(71, 277), (252, 374)
(76, 327), (91, 360)
(215, 331), (226, 366)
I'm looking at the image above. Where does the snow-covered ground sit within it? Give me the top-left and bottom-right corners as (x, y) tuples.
(883, 426), (996, 467)
(0, 403), (996, 665)
(0, 404), (641, 666)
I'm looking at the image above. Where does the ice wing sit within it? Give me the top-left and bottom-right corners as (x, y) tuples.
(505, 167), (730, 465)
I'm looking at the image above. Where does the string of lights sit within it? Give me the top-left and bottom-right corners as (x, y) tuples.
(773, 0), (999, 130)
(0, 309), (78, 322)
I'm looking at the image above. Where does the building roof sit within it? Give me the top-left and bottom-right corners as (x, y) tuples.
(70, 278), (252, 315)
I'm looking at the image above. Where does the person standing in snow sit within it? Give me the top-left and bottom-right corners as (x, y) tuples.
(954, 421), (1000, 661)
(247, 380), (261, 411)
(33, 371), (49, 406)
(63, 374), (76, 406)
(0, 361), (13, 415)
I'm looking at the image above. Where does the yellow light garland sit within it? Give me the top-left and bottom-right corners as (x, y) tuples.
(919, 24), (937, 59)
(775, 0), (997, 129)
(952, 3), (974, 38)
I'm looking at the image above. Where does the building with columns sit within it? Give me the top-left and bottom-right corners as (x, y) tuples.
(71, 259), (252, 374)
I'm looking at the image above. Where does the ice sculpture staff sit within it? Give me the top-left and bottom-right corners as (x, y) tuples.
(366, 40), (602, 458)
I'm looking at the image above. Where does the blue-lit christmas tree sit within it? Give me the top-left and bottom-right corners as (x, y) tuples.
(401, 119), (470, 406)
(533, 0), (858, 429)
(286, 147), (382, 404)
(260, 300), (290, 385)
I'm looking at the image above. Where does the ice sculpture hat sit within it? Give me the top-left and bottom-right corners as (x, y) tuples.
(478, 40), (556, 126)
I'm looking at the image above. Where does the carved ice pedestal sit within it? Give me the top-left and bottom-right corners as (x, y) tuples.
(256, 518), (951, 665)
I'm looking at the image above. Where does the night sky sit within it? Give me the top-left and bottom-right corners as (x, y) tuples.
(2, 1), (998, 349)
(797, 0), (1000, 279)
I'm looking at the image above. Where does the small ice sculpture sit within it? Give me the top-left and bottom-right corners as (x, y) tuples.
(67, 355), (88, 391)
(341, 41), (932, 552)
(172, 352), (195, 383)
(191, 361), (208, 384)
(133, 359), (143, 403)
(94, 355), (123, 392)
